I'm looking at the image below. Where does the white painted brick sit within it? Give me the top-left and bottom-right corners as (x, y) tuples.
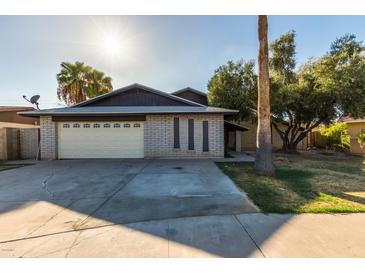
(144, 114), (224, 158)
(40, 116), (57, 160)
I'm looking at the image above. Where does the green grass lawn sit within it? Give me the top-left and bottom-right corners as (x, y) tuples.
(217, 152), (365, 213)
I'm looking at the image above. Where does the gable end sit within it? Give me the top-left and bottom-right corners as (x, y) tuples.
(74, 84), (204, 108)
(172, 89), (208, 106)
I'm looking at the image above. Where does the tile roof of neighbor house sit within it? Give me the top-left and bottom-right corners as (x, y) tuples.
(18, 83), (238, 117)
(0, 106), (35, 112)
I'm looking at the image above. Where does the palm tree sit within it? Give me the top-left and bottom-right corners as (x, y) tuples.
(85, 69), (113, 99)
(56, 62), (113, 105)
(254, 15), (275, 176)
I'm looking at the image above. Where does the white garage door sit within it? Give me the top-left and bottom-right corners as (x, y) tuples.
(58, 122), (144, 159)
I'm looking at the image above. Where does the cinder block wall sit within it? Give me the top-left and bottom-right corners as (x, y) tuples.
(40, 116), (57, 160)
(0, 128), (6, 160)
(144, 114), (224, 158)
(6, 128), (20, 160)
(20, 128), (39, 159)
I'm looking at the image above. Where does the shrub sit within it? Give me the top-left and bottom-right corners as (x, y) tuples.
(319, 123), (350, 150)
(358, 132), (365, 152)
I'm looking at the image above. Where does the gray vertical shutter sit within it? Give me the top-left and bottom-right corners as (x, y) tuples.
(188, 119), (194, 150)
(174, 117), (180, 148)
(203, 121), (209, 152)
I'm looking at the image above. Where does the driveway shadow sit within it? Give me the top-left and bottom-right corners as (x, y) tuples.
(0, 159), (290, 258)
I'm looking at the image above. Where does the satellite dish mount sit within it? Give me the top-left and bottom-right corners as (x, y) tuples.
(23, 94), (40, 110)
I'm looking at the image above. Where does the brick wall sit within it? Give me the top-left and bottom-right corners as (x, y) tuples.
(144, 114), (224, 158)
(40, 116), (57, 160)
(39, 114), (224, 160)
(20, 128), (39, 159)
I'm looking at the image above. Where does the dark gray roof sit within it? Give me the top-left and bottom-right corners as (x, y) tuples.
(19, 106), (238, 117)
(72, 83), (206, 108)
(172, 87), (207, 97)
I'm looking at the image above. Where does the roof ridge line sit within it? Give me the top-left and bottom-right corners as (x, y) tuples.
(71, 83), (205, 108)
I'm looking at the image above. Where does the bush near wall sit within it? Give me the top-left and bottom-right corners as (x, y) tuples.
(318, 123), (350, 150)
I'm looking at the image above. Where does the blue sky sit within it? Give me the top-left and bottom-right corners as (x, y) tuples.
(1, 16), (365, 108)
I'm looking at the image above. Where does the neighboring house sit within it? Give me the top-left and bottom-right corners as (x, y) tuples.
(19, 84), (238, 160)
(0, 106), (39, 128)
(342, 117), (365, 154)
(0, 106), (40, 160)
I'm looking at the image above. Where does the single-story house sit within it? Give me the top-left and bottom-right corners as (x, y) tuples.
(0, 106), (40, 160)
(19, 84), (240, 160)
(342, 117), (365, 154)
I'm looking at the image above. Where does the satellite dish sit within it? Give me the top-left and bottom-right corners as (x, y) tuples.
(22, 94), (41, 110)
(30, 95), (40, 104)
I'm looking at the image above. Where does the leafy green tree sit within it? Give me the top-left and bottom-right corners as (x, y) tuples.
(56, 62), (113, 105)
(207, 32), (365, 153)
(270, 33), (365, 151)
(269, 30), (296, 85)
(207, 60), (257, 120)
(319, 123), (350, 150)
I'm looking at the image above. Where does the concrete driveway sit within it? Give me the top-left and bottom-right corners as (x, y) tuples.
(0, 159), (259, 257)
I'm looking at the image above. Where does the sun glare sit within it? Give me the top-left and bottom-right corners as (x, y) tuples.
(102, 34), (122, 56)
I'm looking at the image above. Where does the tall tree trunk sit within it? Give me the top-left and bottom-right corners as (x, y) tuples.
(254, 15), (275, 176)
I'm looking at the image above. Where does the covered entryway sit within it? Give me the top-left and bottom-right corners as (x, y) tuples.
(224, 120), (248, 152)
(58, 121), (144, 159)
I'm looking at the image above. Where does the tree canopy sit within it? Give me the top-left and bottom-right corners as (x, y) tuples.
(207, 60), (257, 120)
(56, 61), (113, 105)
(270, 34), (365, 150)
(207, 32), (365, 151)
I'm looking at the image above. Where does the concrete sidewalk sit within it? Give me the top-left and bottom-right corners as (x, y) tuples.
(0, 213), (364, 258)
